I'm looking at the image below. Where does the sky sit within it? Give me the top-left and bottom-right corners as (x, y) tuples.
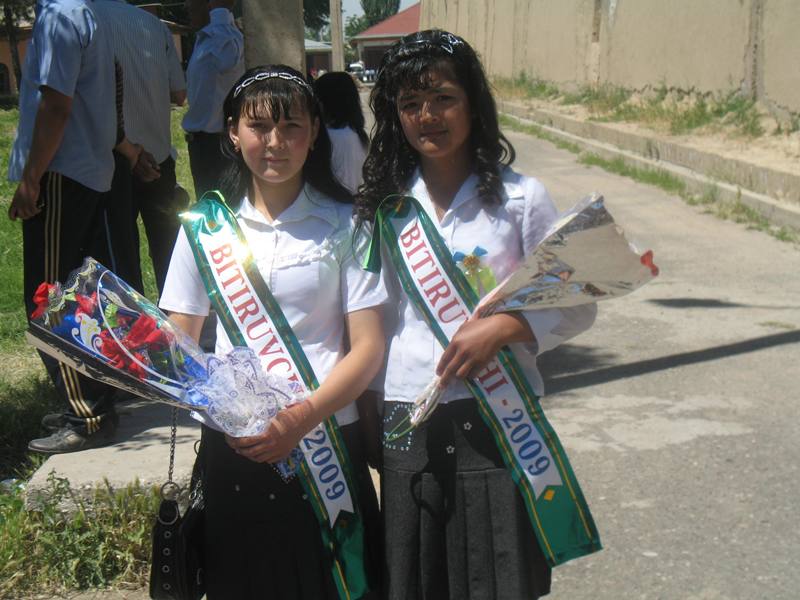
(341, 0), (418, 19)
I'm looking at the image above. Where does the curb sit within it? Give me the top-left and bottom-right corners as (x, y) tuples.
(23, 401), (199, 513)
(498, 99), (800, 231)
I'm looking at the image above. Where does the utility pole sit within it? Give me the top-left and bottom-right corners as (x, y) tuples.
(241, 0), (305, 71)
(330, 0), (345, 71)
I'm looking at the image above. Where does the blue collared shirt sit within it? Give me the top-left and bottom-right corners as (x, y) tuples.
(182, 8), (244, 134)
(8, 0), (116, 192)
(92, 0), (186, 163)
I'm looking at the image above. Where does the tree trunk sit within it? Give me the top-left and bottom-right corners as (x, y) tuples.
(241, 0), (305, 71)
(3, 3), (23, 94)
(329, 0), (344, 71)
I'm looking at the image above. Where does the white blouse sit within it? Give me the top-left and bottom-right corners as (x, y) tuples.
(382, 168), (597, 404)
(159, 184), (389, 425)
(327, 126), (367, 194)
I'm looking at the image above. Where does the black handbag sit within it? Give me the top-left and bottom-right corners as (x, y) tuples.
(149, 408), (205, 600)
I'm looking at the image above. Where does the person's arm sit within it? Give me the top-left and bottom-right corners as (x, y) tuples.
(168, 312), (205, 344)
(228, 306), (386, 463)
(8, 86), (72, 221)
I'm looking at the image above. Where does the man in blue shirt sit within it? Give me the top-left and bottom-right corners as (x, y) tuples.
(7, 0), (128, 453)
(93, 0), (188, 295)
(182, 0), (244, 199)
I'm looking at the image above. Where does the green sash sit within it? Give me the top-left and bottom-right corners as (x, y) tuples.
(364, 195), (602, 566)
(182, 192), (368, 599)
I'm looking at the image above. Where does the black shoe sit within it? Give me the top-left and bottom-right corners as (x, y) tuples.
(41, 411), (119, 433)
(41, 413), (69, 432)
(28, 420), (117, 454)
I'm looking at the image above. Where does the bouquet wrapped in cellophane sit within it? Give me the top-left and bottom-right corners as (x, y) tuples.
(409, 193), (659, 425)
(26, 258), (306, 448)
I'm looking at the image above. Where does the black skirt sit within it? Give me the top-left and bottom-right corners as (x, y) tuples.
(382, 399), (551, 600)
(198, 422), (381, 600)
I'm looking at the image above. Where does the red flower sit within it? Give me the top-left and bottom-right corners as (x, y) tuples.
(98, 328), (149, 380)
(640, 250), (659, 277)
(123, 314), (172, 351)
(30, 282), (55, 319)
(123, 314), (156, 349)
(74, 292), (97, 318)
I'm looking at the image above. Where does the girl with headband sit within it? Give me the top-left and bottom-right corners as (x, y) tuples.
(160, 65), (386, 599)
(355, 30), (600, 599)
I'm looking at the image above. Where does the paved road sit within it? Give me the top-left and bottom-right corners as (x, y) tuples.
(505, 129), (800, 599)
(34, 121), (800, 600)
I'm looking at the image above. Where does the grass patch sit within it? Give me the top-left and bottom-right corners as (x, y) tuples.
(562, 84), (631, 115)
(493, 73), (560, 101)
(592, 89), (765, 137)
(0, 374), (62, 481)
(495, 75), (768, 138)
(498, 114), (581, 154)
(0, 474), (159, 598)
(579, 153), (687, 195)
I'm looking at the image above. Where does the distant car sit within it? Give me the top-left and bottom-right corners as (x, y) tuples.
(348, 63), (365, 81)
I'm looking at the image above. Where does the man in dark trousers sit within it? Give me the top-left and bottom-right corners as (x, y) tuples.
(7, 0), (131, 453)
(93, 0), (188, 294)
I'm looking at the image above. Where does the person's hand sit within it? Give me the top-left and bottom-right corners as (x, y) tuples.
(225, 401), (316, 464)
(435, 317), (506, 387)
(436, 313), (535, 387)
(8, 175), (41, 221)
(133, 150), (161, 182)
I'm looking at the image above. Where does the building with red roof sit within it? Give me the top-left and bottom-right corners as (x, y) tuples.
(350, 3), (420, 71)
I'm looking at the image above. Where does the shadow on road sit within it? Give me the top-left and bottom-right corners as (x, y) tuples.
(544, 329), (800, 394)
(647, 297), (800, 310)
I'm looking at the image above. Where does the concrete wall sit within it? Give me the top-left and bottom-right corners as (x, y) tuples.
(761, 0), (800, 114)
(419, 0), (800, 115)
(598, 0), (751, 92)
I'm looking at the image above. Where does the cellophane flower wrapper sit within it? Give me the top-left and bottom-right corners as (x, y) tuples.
(26, 258), (305, 471)
(410, 194), (659, 425)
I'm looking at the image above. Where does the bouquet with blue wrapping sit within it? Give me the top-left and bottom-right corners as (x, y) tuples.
(26, 258), (306, 447)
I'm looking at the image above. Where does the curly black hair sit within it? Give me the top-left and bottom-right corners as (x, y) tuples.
(354, 29), (515, 225)
(218, 64), (352, 206)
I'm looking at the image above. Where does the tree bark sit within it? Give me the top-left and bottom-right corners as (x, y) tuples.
(241, 0), (305, 71)
(3, 3), (24, 93)
(329, 0), (344, 71)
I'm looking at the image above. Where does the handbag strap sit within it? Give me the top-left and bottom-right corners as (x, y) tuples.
(160, 407), (180, 500)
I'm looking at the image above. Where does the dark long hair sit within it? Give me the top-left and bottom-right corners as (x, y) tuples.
(312, 72), (369, 148)
(354, 29), (515, 225)
(218, 65), (352, 205)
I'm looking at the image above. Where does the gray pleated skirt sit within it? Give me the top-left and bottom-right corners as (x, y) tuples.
(382, 399), (552, 600)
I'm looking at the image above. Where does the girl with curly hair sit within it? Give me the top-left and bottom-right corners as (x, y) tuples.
(355, 30), (598, 599)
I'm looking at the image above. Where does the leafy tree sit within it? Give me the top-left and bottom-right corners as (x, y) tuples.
(361, 0), (400, 27)
(345, 14), (370, 39)
(304, 0), (329, 34)
(1, 0), (33, 92)
(344, 1), (399, 41)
